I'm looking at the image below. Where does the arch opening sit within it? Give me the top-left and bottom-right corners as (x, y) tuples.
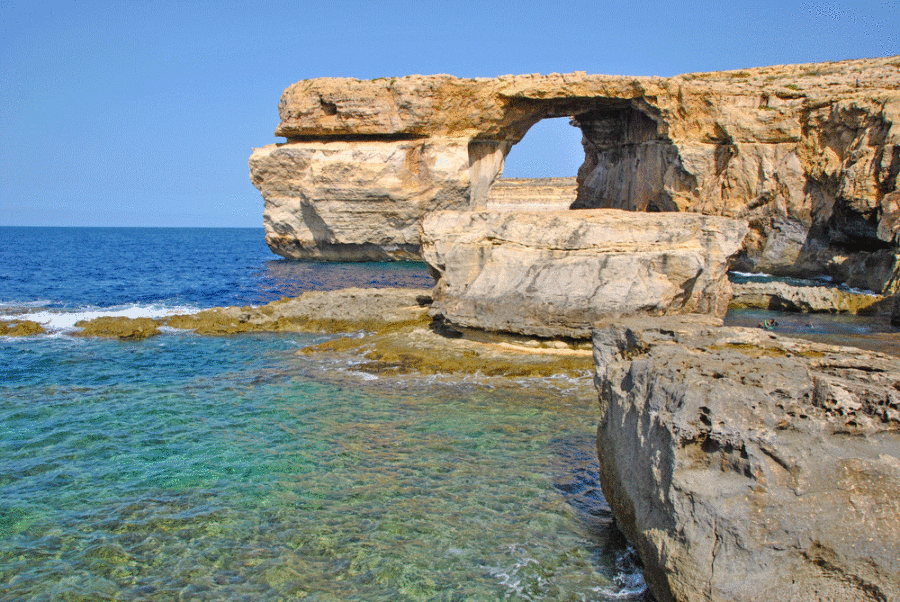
(486, 117), (583, 211)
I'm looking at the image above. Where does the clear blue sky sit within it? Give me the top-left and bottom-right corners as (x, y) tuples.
(1, 0), (897, 227)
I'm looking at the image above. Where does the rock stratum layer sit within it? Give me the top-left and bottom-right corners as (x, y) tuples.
(250, 57), (899, 292)
(593, 317), (900, 602)
(422, 209), (748, 338)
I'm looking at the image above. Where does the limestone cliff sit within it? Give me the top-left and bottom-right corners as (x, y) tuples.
(593, 317), (900, 602)
(250, 57), (899, 292)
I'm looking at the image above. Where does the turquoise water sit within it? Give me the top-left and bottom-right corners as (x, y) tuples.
(1, 333), (641, 600)
(1, 228), (643, 599)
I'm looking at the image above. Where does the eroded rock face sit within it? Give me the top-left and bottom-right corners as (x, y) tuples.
(250, 58), (898, 289)
(250, 139), (473, 260)
(422, 209), (748, 338)
(730, 280), (886, 313)
(592, 317), (900, 602)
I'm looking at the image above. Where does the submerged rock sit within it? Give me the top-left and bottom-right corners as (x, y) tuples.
(422, 209), (748, 338)
(592, 317), (900, 602)
(301, 319), (594, 377)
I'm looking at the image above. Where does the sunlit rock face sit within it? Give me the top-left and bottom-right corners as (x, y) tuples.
(592, 318), (900, 602)
(250, 57), (898, 291)
(421, 209), (748, 338)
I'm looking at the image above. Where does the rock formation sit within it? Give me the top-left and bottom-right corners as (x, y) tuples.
(485, 177), (577, 211)
(592, 317), (900, 602)
(250, 57), (899, 292)
(730, 280), (886, 313)
(422, 209), (747, 338)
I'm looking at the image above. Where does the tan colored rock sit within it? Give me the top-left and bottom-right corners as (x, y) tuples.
(0, 319), (45, 337)
(730, 280), (885, 313)
(252, 57), (899, 288)
(485, 177), (577, 211)
(422, 209), (748, 338)
(878, 191), (900, 244)
(75, 316), (161, 339)
(166, 288), (432, 334)
(593, 317), (900, 602)
(250, 140), (473, 260)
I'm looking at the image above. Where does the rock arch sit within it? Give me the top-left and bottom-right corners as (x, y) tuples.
(250, 58), (899, 292)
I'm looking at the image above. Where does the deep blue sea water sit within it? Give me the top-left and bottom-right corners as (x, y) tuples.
(0, 227), (644, 601)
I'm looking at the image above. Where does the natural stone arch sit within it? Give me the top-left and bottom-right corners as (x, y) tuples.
(250, 60), (899, 292)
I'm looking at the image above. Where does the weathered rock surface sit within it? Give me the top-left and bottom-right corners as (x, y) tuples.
(250, 140), (473, 260)
(485, 177), (577, 211)
(168, 287), (431, 335)
(67, 288), (431, 338)
(422, 209), (748, 338)
(75, 316), (161, 339)
(0, 319), (45, 337)
(592, 317), (900, 602)
(893, 293), (900, 326)
(251, 57), (899, 290)
(730, 280), (886, 313)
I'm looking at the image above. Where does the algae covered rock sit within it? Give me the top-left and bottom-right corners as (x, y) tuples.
(0, 319), (45, 337)
(75, 316), (161, 339)
(730, 280), (886, 313)
(166, 288), (432, 335)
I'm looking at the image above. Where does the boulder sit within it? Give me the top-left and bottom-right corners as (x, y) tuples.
(592, 317), (900, 602)
(251, 57), (899, 290)
(422, 209), (748, 338)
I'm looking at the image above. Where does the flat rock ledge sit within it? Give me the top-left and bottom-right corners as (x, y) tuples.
(73, 288), (434, 338)
(592, 316), (900, 602)
(0, 289), (594, 377)
(423, 209), (748, 338)
(730, 280), (888, 314)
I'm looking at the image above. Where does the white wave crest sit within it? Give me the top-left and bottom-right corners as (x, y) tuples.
(3, 303), (201, 332)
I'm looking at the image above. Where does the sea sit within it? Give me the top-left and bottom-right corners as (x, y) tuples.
(0, 227), (647, 602)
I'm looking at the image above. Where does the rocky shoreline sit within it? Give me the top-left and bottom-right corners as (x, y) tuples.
(3, 282), (899, 601)
(6, 57), (899, 602)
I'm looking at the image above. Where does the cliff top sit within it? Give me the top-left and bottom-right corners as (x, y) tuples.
(275, 56), (900, 141)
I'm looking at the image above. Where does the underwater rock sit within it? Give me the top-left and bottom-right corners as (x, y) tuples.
(592, 316), (900, 602)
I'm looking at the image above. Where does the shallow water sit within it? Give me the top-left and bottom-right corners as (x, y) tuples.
(725, 308), (900, 357)
(1, 228), (643, 600)
(1, 333), (642, 601)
